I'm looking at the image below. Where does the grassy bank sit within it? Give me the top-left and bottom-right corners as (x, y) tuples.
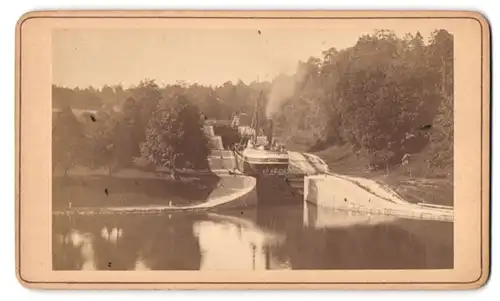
(53, 168), (223, 210)
(314, 145), (454, 207)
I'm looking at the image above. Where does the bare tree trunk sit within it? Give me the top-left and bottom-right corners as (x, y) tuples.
(169, 155), (180, 180)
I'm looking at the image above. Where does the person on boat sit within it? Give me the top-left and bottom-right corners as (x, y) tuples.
(247, 139), (255, 149)
(231, 111), (240, 128)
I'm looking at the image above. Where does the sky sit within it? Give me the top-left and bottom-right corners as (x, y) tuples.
(52, 22), (449, 89)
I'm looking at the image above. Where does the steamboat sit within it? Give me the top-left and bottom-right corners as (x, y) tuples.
(202, 92), (329, 201)
(231, 92), (290, 177)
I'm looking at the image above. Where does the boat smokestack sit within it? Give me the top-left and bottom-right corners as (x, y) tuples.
(266, 119), (274, 146)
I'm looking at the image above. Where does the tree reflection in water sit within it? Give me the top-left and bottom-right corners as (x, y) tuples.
(53, 213), (202, 270)
(193, 211), (285, 270)
(53, 202), (453, 270)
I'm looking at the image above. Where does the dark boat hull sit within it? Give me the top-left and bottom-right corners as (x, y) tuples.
(233, 148), (289, 176)
(233, 148), (306, 203)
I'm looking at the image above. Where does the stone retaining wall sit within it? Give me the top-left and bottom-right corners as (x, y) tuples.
(304, 175), (454, 222)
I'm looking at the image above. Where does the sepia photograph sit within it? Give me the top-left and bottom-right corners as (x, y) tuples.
(16, 10), (490, 289)
(52, 21), (455, 272)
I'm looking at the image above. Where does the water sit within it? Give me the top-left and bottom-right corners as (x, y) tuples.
(52, 202), (453, 270)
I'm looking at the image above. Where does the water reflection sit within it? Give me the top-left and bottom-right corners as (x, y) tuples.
(134, 258), (151, 271)
(194, 213), (285, 270)
(53, 202), (453, 270)
(53, 229), (96, 270)
(100, 227), (123, 243)
(303, 201), (398, 228)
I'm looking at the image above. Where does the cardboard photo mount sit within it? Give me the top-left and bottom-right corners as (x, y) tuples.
(15, 10), (491, 290)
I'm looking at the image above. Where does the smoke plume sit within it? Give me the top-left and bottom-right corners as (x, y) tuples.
(265, 67), (308, 119)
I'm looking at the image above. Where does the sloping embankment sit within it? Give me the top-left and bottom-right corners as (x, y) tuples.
(304, 174), (454, 222)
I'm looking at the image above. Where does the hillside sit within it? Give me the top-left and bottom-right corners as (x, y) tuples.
(314, 144), (453, 207)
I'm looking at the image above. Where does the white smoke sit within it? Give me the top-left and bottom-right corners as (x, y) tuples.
(265, 67), (308, 119)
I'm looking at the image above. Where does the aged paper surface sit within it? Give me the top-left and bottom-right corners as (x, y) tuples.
(15, 10), (490, 289)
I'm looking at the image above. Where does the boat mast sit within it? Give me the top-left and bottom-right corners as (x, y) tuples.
(251, 90), (263, 144)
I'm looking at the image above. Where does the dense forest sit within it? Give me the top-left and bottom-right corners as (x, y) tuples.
(53, 29), (453, 180)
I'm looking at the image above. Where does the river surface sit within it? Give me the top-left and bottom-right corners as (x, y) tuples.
(53, 202), (453, 270)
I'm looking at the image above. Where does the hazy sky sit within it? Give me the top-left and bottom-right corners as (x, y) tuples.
(53, 24), (445, 88)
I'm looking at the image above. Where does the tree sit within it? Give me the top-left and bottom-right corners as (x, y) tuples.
(427, 29), (454, 98)
(426, 30), (454, 169)
(52, 106), (85, 175)
(130, 79), (162, 129)
(141, 93), (211, 175)
(84, 110), (122, 175)
(52, 85), (75, 109)
(268, 28), (453, 174)
(119, 97), (145, 162)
